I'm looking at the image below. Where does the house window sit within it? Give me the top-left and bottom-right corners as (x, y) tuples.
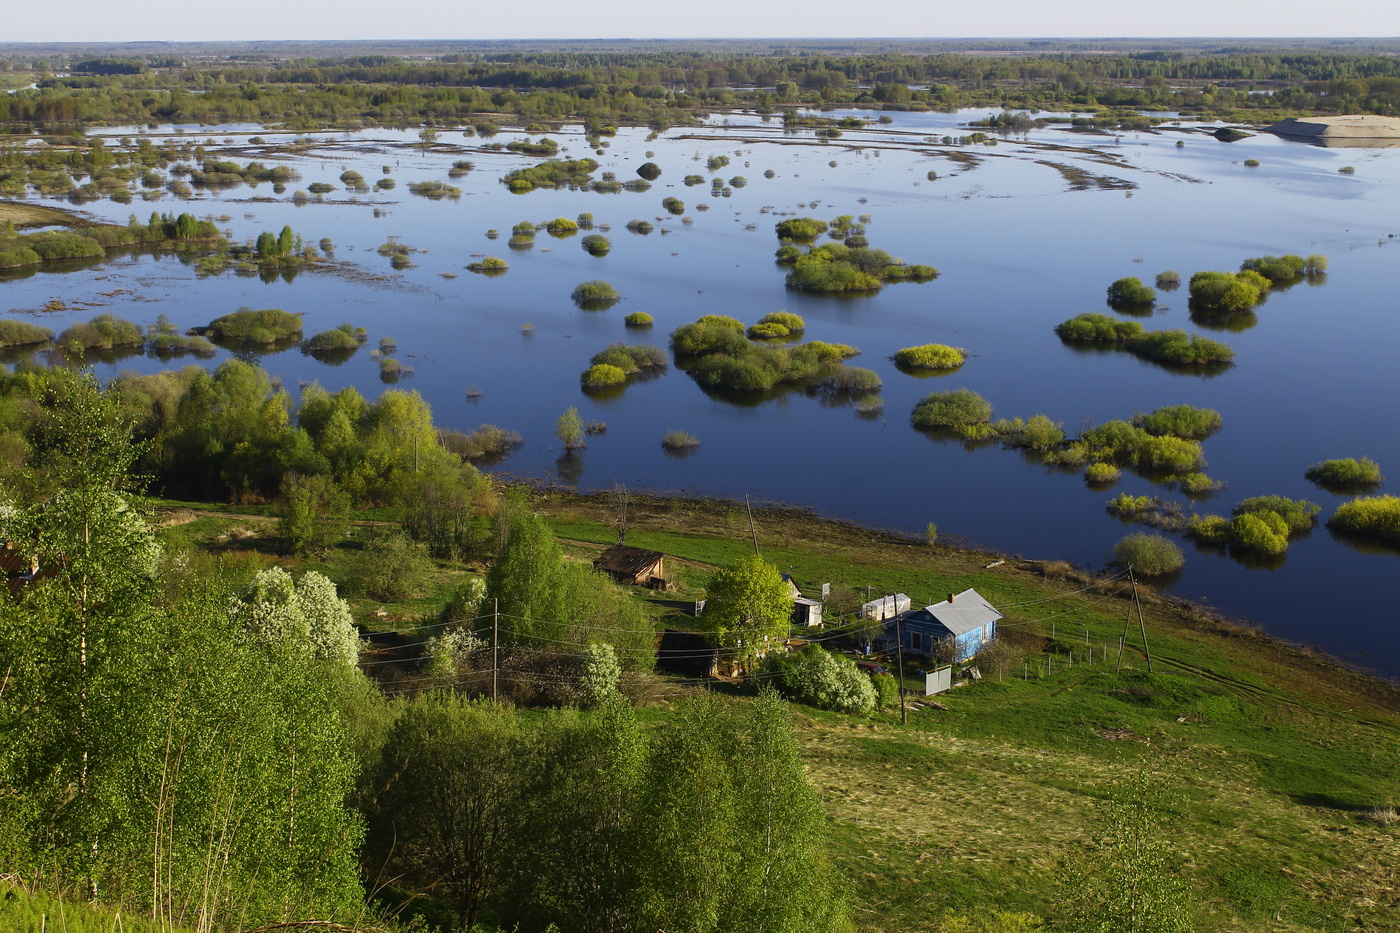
(910, 631), (923, 651)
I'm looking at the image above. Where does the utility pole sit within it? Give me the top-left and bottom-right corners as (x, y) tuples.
(894, 612), (908, 725)
(492, 598), (499, 702)
(745, 494), (760, 556)
(1130, 566), (1154, 673)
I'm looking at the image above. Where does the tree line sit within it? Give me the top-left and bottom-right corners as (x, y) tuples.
(0, 371), (851, 932)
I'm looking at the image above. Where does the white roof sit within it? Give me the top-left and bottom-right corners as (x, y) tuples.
(921, 588), (1002, 636)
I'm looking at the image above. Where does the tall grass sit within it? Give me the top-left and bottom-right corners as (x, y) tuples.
(911, 388), (993, 434)
(892, 343), (967, 372)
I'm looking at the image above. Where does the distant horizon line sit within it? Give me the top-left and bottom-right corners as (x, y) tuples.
(2, 36), (1398, 46)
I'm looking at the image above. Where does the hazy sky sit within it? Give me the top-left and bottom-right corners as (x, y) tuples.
(4, 0), (1393, 44)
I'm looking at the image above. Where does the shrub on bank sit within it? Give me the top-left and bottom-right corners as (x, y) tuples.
(1113, 532), (1185, 575)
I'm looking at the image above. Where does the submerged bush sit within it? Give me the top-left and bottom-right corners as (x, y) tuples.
(1240, 254), (1305, 283)
(1113, 532), (1185, 575)
(1135, 404), (1223, 440)
(203, 307), (303, 344)
(892, 343), (968, 372)
(1306, 457), (1383, 488)
(0, 319), (53, 348)
(1055, 313), (1144, 343)
(581, 234), (611, 256)
(624, 312), (653, 327)
(1128, 330), (1234, 367)
(467, 256), (509, 274)
(581, 363), (628, 387)
(58, 313), (144, 352)
(1106, 276), (1156, 309)
(775, 217), (829, 241)
(590, 343), (666, 374)
(302, 324), (364, 355)
(746, 311), (806, 339)
(439, 424), (523, 461)
(1085, 462), (1121, 483)
(1328, 495), (1400, 544)
(661, 429), (700, 450)
(571, 279), (621, 308)
(1232, 495), (1320, 535)
(911, 388), (993, 433)
(1189, 271), (1263, 313)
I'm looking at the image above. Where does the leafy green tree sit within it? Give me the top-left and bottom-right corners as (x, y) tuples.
(556, 405), (585, 450)
(1064, 765), (1195, 933)
(278, 471), (349, 556)
(704, 555), (793, 670)
(364, 694), (522, 930)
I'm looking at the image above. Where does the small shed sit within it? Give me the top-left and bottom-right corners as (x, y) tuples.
(861, 593), (911, 622)
(792, 596), (823, 628)
(893, 589), (1001, 662)
(593, 545), (666, 587)
(2, 542), (47, 595)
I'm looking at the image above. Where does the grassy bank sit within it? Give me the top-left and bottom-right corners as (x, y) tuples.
(152, 489), (1400, 932)
(529, 490), (1400, 933)
(0, 200), (91, 229)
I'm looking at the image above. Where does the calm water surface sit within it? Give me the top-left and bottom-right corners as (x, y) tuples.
(7, 110), (1400, 675)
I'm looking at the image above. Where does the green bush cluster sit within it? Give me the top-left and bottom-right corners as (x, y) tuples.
(670, 316), (858, 393)
(746, 311), (806, 339)
(1058, 316), (1235, 367)
(57, 313), (144, 353)
(590, 343), (667, 375)
(1054, 313), (1144, 342)
(772, 645), (877, 715)
(775, 217), (830, 241)
(582, 234), (611, 255)
(506, 137), (560, 156)
(467, 256), (509, 273)
(785, 242), (936, 293)
(501, 157), (600, 192)
(1134, 404), (1223, 440)
(1189, 495), (1319, 555)
(201, 307), (303, 345)
(438, 424), (524, 461)
(892, 343), (968, 372)
(993, 414), (1065, 450)
(911, 388), (994, 436)
(545, 216), (579, 236)
(624, 311), (653, 327)
(1306, 457), (1383, 488)
(1328, 495), (1400, 544)
(571, 279), (622, 308)
(1085, 462), (1121, 483)
(662, 196), (685, 215)
(1188, 271), (1265, 313)
(303, 323), (366, 356)
(1058, 420), (1205, 475)
(1106, 276), (1156, 309)
(581, 363), (629, 388)
(0, 319), (53, 349)
(1113, 532), (1185, 575)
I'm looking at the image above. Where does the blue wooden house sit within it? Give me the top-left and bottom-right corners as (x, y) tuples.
(885, 589), (1001, 662)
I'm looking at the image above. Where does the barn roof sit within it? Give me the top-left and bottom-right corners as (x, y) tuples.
(594, 545), (665, 575)
(908, 588), (1002, 636)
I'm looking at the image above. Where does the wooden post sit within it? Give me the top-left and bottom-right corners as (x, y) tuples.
(492, 598), (499, 702)
(1130, 566), (1154, 673)
(895, 613), (908, 725)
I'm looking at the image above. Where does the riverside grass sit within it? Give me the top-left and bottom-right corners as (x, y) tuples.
(525, 488), (1400, 933)
(155, 487), (1400, 933)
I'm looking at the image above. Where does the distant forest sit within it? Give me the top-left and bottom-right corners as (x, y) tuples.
(0, 38), (1398, 130)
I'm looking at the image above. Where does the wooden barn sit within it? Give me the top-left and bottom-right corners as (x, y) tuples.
(593, 545), (667, 587)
